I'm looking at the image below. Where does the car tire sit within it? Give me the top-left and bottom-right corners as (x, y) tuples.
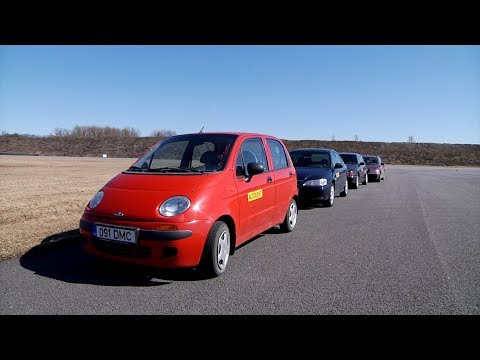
(340, 179), (348, 197)
(362, 173), (368, 185)
(324, 184), (335, 207)
(352, 175), (359, 189)
(200, 221), (230, 277)
(280, 198), (297, 232)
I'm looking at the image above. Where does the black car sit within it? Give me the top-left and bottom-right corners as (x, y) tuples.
(290, 148), (348, 207)
(338, 152), (368, 189)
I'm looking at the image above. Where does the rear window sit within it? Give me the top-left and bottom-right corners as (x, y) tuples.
(340, 154), (357, 164)
(364, 157), (379, 165)
(290, 151), (331, 168)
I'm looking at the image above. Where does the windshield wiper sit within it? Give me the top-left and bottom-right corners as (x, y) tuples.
(126, 166), (146, 172)
(148, 167), (204, 173)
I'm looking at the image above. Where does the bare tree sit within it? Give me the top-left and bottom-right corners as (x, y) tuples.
(354, 134), (359, 141)
(53, 125), (141, 138)
(52, 128), (70, 137)
(331, 134), (335, 141)
(151, 129), (176, 137)
(408, 135), (415, 143)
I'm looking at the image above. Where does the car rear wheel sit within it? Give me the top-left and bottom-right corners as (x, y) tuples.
(352, 175), (359, 189)
(280, 198), (297, 232)
(362, 172), (368, 185)
(324, 184), (335, 207)
(340, 179), (348, 197)
(200, 221), (230, 277)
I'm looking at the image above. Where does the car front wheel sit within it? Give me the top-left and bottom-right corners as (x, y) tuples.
(324, 184), (335, 207)
(201, 221), (230, 277)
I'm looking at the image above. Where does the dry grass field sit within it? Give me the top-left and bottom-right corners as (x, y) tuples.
(0, 155), (134, 260)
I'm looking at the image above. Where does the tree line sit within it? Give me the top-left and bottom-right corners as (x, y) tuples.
(51, 126), (176, 138)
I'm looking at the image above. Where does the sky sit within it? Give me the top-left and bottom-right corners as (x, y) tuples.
(1, 45), (479, 144)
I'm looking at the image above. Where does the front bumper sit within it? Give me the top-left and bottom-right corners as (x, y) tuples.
(79, 213), (213, 269)
(298, 184), (331, 203)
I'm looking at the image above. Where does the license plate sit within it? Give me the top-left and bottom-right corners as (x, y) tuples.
(93, 224), (139, 244)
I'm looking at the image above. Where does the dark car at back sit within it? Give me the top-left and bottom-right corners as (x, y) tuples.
(338, 152), (368, 189)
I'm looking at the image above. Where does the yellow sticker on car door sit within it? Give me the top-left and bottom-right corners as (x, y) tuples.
(248, 189), (263, 202)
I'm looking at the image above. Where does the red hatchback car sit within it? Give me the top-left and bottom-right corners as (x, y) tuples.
(80, 132), (298, 277)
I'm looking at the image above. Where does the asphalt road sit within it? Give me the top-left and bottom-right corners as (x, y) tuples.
(1, 166), (479, 315)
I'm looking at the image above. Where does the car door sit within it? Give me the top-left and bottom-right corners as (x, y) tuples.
(234, 137), (276, 244)
(357, 154), (367, 182)
(265, 137), (296, 225)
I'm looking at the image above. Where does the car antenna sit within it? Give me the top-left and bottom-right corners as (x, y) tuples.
(199, 126), (204, 133)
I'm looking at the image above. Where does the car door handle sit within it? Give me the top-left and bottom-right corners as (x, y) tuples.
(267, 176), (273, 183)
(289, 171), (293, 176)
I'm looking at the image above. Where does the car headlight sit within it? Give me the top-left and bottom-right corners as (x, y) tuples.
(89, 191), (104, 209)
(303, 178), (327, 186)
(159, 196), (191, 217)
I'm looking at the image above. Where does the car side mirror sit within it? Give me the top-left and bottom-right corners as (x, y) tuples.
(381, 162), (384, 165)
(246, 162), (264, 180)
(359, 162), (365, 166)
(334, 163), (343, 169)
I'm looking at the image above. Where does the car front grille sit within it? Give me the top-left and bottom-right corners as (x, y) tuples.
(92, 239), (152, 258)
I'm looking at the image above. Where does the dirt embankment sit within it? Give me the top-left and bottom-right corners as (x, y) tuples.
(1, 135), (479, 166)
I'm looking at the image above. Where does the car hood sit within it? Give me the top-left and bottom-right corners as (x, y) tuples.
(87, 172), (208, 221)
(296, 167), (333, 182)
(366, 165), (381, 170)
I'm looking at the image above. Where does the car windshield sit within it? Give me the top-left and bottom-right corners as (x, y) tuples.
(364, 157), (379, 165)
(339, 154), (357, 164)
(127, 133), (238, 173)
(290, 151), (331, 168)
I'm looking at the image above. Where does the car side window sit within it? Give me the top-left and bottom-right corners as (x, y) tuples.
(332, 151), (343, 166)
(266, 138), (288, 170)
(236, 138), (269, 177)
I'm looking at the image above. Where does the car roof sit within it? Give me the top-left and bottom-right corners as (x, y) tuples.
(362, 154), (380, 157)
(339, 152), (360, 155)
(290, 148), (333, 152)
(180, 131), (278, 138)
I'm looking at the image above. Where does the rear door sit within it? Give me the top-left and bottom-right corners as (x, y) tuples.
(332, 151), (348, 193)
(357, 154), (367, 180)
(265, 138), (296, 225)
(234, 137), (276, 243)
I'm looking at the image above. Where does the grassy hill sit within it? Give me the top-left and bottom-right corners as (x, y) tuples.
(1, 134), (479, 166)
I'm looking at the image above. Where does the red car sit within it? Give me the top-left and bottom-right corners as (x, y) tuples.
(362, 154), (386, 182)
(80, 132), (298, 277)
